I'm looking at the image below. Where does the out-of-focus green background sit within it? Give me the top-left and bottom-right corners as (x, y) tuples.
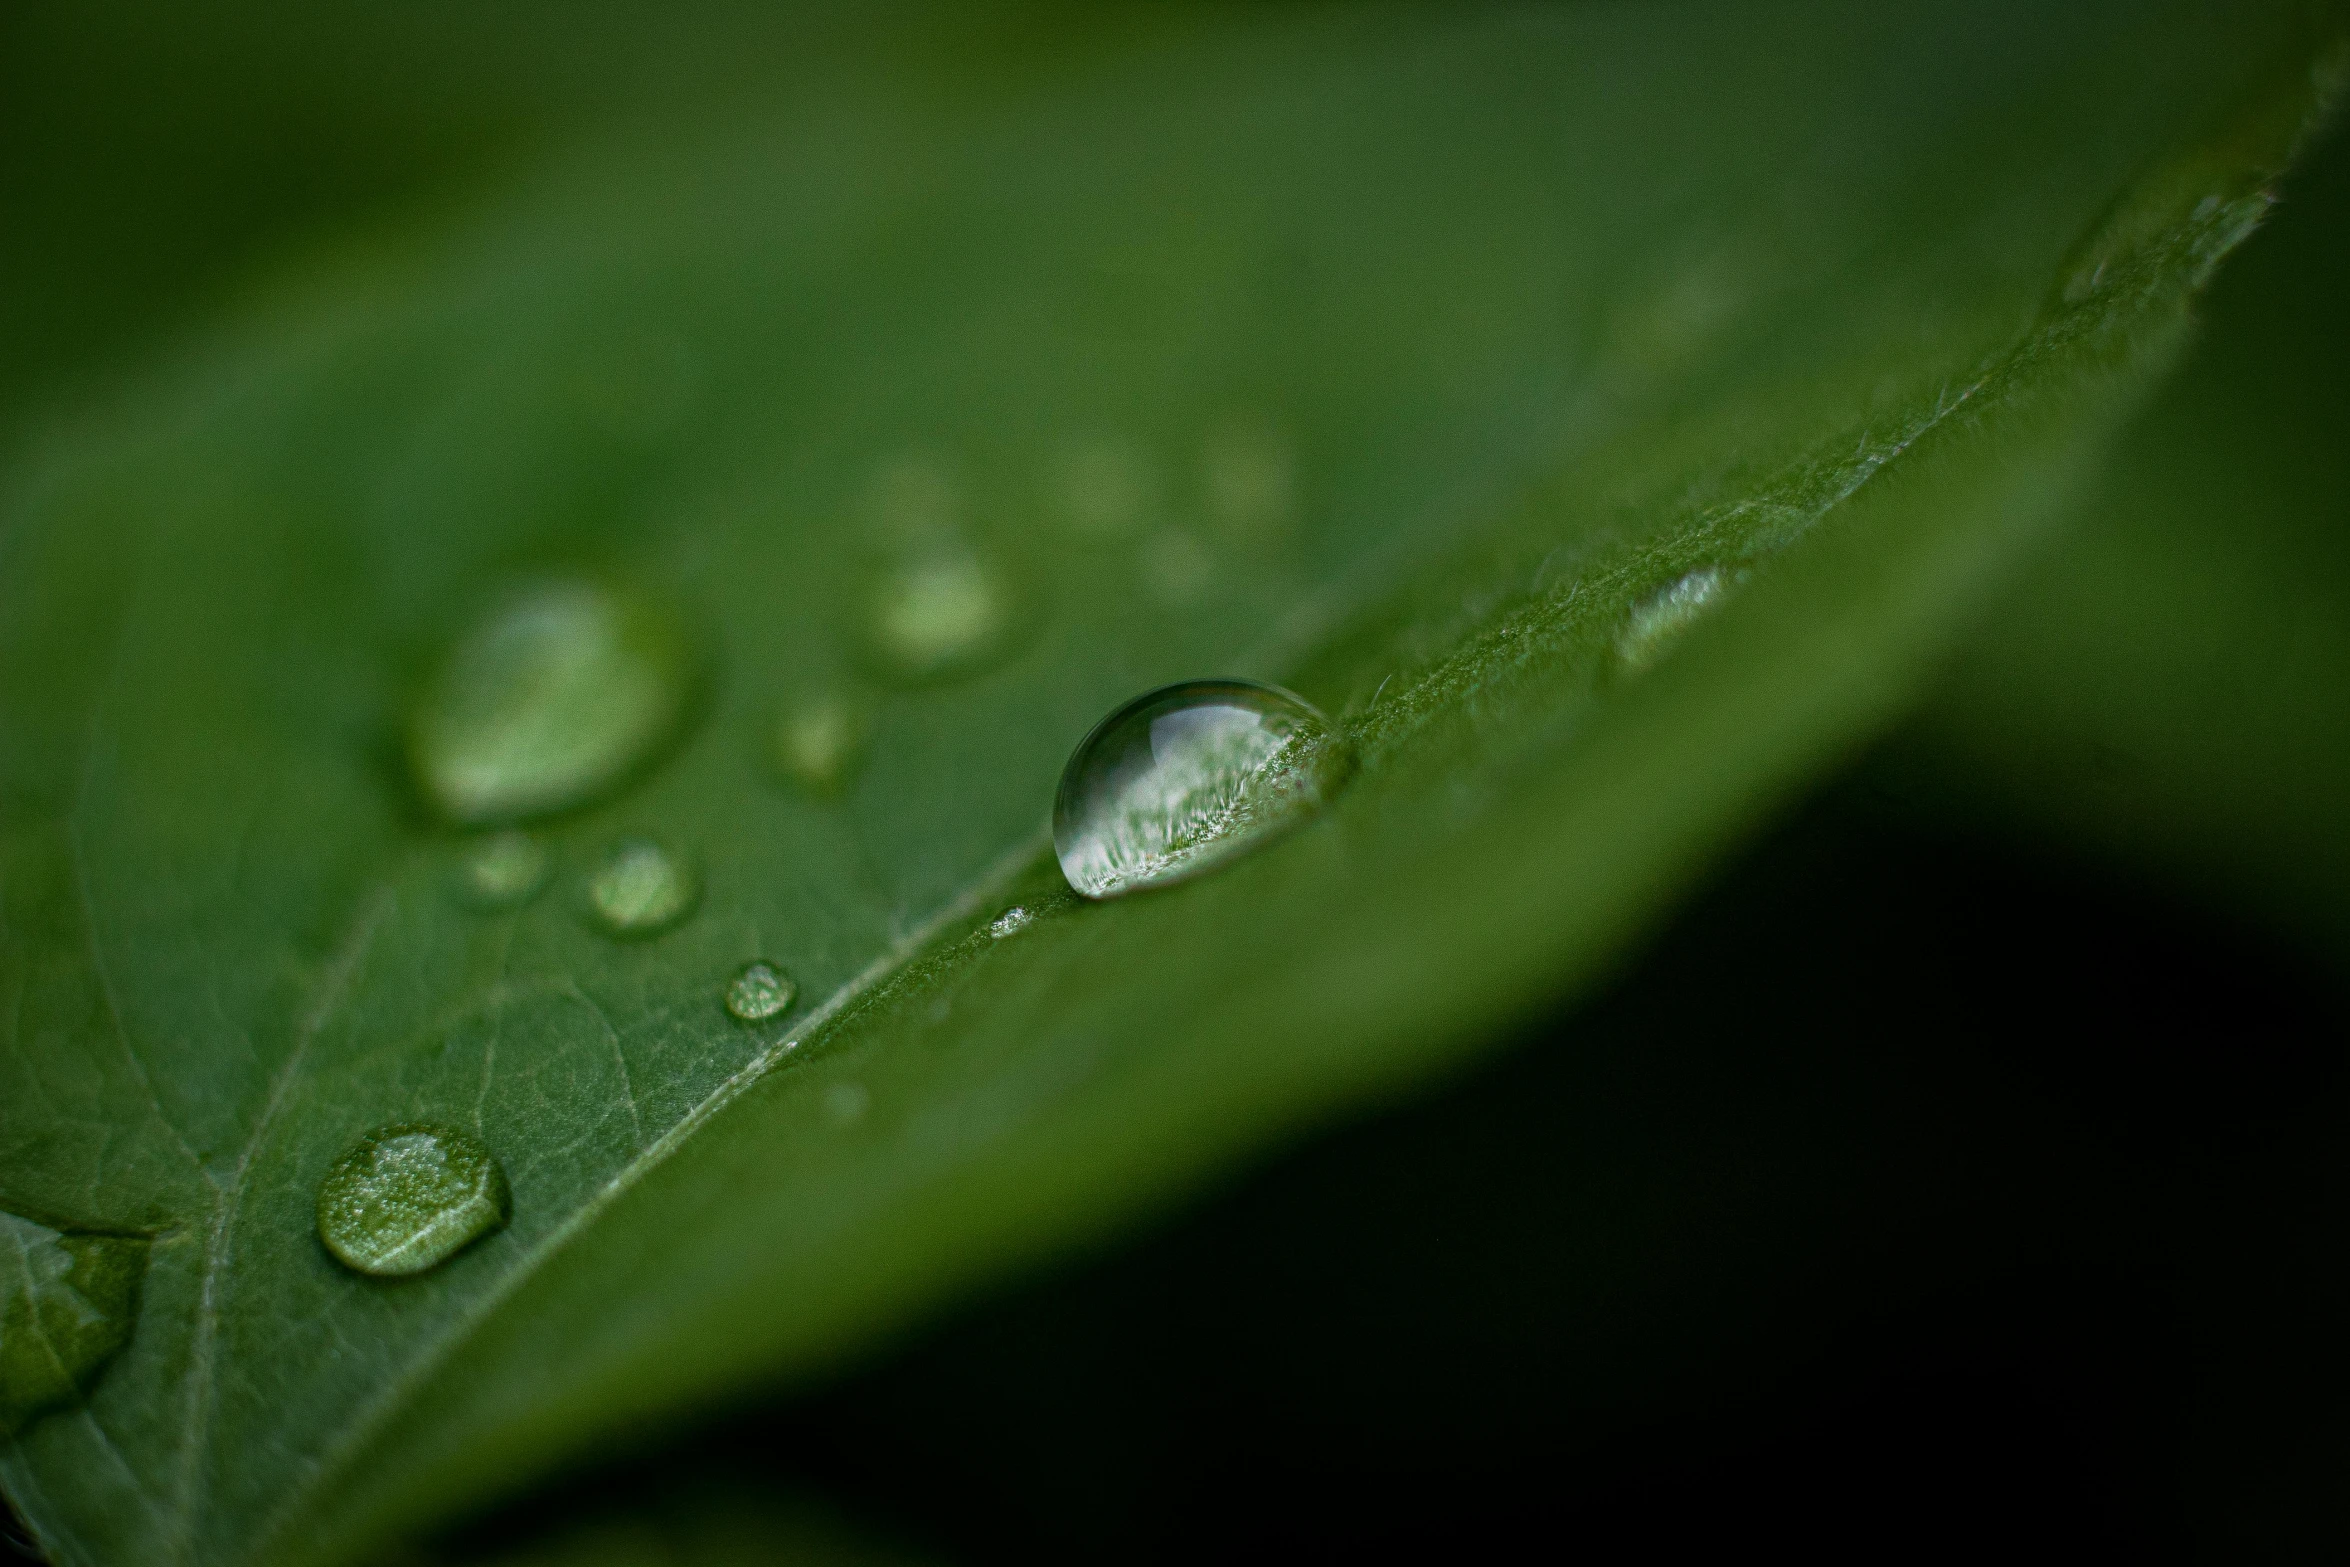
(5, 4), (2348, 1562)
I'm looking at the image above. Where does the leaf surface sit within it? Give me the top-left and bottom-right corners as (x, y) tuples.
(0, 5), (2337, 1564)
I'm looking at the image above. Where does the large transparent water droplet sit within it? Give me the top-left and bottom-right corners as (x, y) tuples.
(452, 829), (549, 909)
(724, 960), (796, 1022)
(315, 1125), (509, 1278)
(768, 694), (868, 797)
(0, 1211), (145, 1438)
(865, 550), (1020, 685)
(409, 579), (693, 824)
(1053, 679), (1355, 899)
(586, 837), (697, 937)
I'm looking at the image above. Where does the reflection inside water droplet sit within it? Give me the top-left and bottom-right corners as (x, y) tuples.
(1053, 679), (1355, 900)
(586, 838), (697, 936)
(453, 830), (549, 909)
(315, 1125), (509, 1278)
(725, 960), (796, 1022)
(0, 1212), (145, 1438)
(1616, 567), (1735, 670)
(409, 579), (692, 825)
(769, 694), (868, 796)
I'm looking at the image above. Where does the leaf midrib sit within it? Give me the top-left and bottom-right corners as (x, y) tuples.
(230, 829), (1049, 1565)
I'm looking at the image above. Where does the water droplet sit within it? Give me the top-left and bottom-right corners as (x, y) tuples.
(987, 906), (1033, 939)
(822, 1082), (871, 1126)
(315, 1125), (510, 1278)
(1053, 679), (1355, 900)
(409, 579), (693, 825)
(725, 960), (796, 1022)
(865, 549), (1019, 684)
(0, 1212), (145, 1438)
(586, 837), (697, 936)
(768, 694), (868, 796)
(453, 830), (550, 909)
(1054, 439), (1155, 538)
(1616, 567), (1734, 670)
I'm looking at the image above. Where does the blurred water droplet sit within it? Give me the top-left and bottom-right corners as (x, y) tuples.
(987, 906), (1033, 939)
(0, 1212), (145, 1438)
(822, 1082), (871, 1126)
(1616, 567), (1734, 670)
(409, 579), (693, 824)
(725, 960), (796, 1022)
(453, 830), (549, 909)
(586, 838), (697, 936)
(1054, 438), (1155, 538)
(1054, 679), (1355, 899)
(768, 694), (868, 796)
(315, 1125), (509, 1278)
(866, 549), (1019, 684)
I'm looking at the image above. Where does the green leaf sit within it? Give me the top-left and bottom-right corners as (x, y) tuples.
(1892, 102), (2350, 954)
(1, 5), (2337, 1564)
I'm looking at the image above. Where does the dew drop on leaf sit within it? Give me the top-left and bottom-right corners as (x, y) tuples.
(585, 837), (697, 937)
(1615, 566), (1736, 671)
(987, 906), (1034, 939)
(1053, 679), (1356, 900)
(0, 1212), (146, 1438)
(452, 829), (550, 909)
(768, 694), (868, 797)
(724, 960), (796, 1022)
(314, 1126), (510, 1278)
(408, 579), (694, 824)
(864, 549), (1021, 685)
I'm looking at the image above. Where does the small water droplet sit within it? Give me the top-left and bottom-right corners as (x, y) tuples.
(0, 1212), (145, 1438)
(409, 579), (693, 825)
(987, 906), (1033, 939)
(822, 1082), (871, 1126)
(865, 549), (1019, 684)
(768, 694), (868, 796)
(725, 960), (797, 1022)
(586, 837), (697, 936)
(453, 830), (550, 909)
(1053, 679), (1355, 900)
(1616, 567), (1735, 670)
(315, 1125), (510, 1278)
